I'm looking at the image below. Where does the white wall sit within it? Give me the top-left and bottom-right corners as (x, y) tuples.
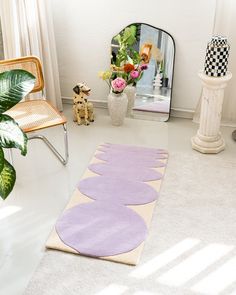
(51, 0), (216, 112)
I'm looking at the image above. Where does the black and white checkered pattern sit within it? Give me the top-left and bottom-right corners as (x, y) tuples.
(204, 36), (230, 77)
(211, 35), (227, 46)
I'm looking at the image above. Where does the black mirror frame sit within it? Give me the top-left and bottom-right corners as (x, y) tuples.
(111, 22), (176, 122)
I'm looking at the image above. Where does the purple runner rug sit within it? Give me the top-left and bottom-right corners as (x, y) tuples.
(46, 143), (168, 265)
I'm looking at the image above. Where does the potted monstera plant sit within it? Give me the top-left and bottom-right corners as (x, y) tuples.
(0, 69), (35, 200)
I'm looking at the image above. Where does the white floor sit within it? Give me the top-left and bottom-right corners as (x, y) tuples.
(0, 104), (236, 295)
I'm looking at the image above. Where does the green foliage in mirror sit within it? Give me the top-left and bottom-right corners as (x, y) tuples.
(113, 25), (141, 66)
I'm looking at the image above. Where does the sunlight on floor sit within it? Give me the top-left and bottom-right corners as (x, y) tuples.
(94, 285), (163, 295)
(191, 256), (236, 294)
(133, 291), (163, 295)
(94, 284), (128, 295)
(157, 243), (233, 286)
(0, 205), (21, 220)
(130, 237), (236, 294)
(130, 238), (200, 279)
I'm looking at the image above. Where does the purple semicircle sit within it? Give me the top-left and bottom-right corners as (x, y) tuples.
(78, 176), (158, 205)
(100, 143), (168, 154)
(55, 202), (147, 257)
(88, 163), (163, 181)
(95, 152), (166, 167)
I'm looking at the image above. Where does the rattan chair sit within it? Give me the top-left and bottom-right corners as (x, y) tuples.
(0, 56), (68, 165)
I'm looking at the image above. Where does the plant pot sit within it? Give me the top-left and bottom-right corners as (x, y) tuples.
(124, 85), (136, 117)
(107, 91), (128, 126)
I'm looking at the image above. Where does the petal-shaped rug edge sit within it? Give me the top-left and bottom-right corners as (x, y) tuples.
(46, 143), (168, 265)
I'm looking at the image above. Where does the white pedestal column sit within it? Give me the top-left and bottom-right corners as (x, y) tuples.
(191, 71), (232, 154)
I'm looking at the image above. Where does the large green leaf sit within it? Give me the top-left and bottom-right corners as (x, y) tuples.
(0, 69), (36, 113)
(0, 114), (28, 155)
(0, 159), (16, 200)
(0, 147), (4, 173)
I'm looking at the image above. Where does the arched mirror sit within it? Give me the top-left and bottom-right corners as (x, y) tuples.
(111, 23), (175, 121)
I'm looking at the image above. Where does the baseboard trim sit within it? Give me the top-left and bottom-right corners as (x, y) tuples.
(170, 108), (194, 119)
(62, 97), (194, 119)
(62, 97), (107, 109)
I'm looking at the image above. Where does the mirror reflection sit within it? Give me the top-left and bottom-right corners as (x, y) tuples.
(111, 23), (175, 121)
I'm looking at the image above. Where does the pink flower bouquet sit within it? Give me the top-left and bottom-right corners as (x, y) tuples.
(123, 63), (148, 86)
(111, 77), (126, 93)
(130, 70), (139, 79)
(99, 70), (127, 94)
(99, 62), (148, 93)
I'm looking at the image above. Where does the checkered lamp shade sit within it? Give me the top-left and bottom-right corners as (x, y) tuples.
(204, 35), (230, 77)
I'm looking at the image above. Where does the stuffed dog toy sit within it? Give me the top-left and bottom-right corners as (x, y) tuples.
(73, 83), (94, 125)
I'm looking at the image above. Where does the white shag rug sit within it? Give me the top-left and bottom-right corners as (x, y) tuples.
(24, 152), (236, 295)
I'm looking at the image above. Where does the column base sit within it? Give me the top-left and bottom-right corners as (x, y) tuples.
(191, 131), (225, 154)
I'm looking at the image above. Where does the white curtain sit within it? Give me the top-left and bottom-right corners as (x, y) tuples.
(193, 0), (236, 126)
(0, 0), (62, 110)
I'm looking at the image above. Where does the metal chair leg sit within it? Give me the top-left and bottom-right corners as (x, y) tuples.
(28, 123), (69, 165)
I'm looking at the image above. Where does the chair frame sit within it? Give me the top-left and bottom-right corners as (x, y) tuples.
(0, 56), (69, 165)
(28, 123), (68, 165)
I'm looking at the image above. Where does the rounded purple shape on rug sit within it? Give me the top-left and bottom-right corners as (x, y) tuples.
(78, 176), (158, 205)
(88, 163), (163, 181)
(98, 148), (168, 160)
(55, 202), (147, 257)
(95, 152), (166, 167)
(100, 143), (168, 154)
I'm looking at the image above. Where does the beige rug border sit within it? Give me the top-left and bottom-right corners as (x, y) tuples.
(46, 145), (168, 265)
